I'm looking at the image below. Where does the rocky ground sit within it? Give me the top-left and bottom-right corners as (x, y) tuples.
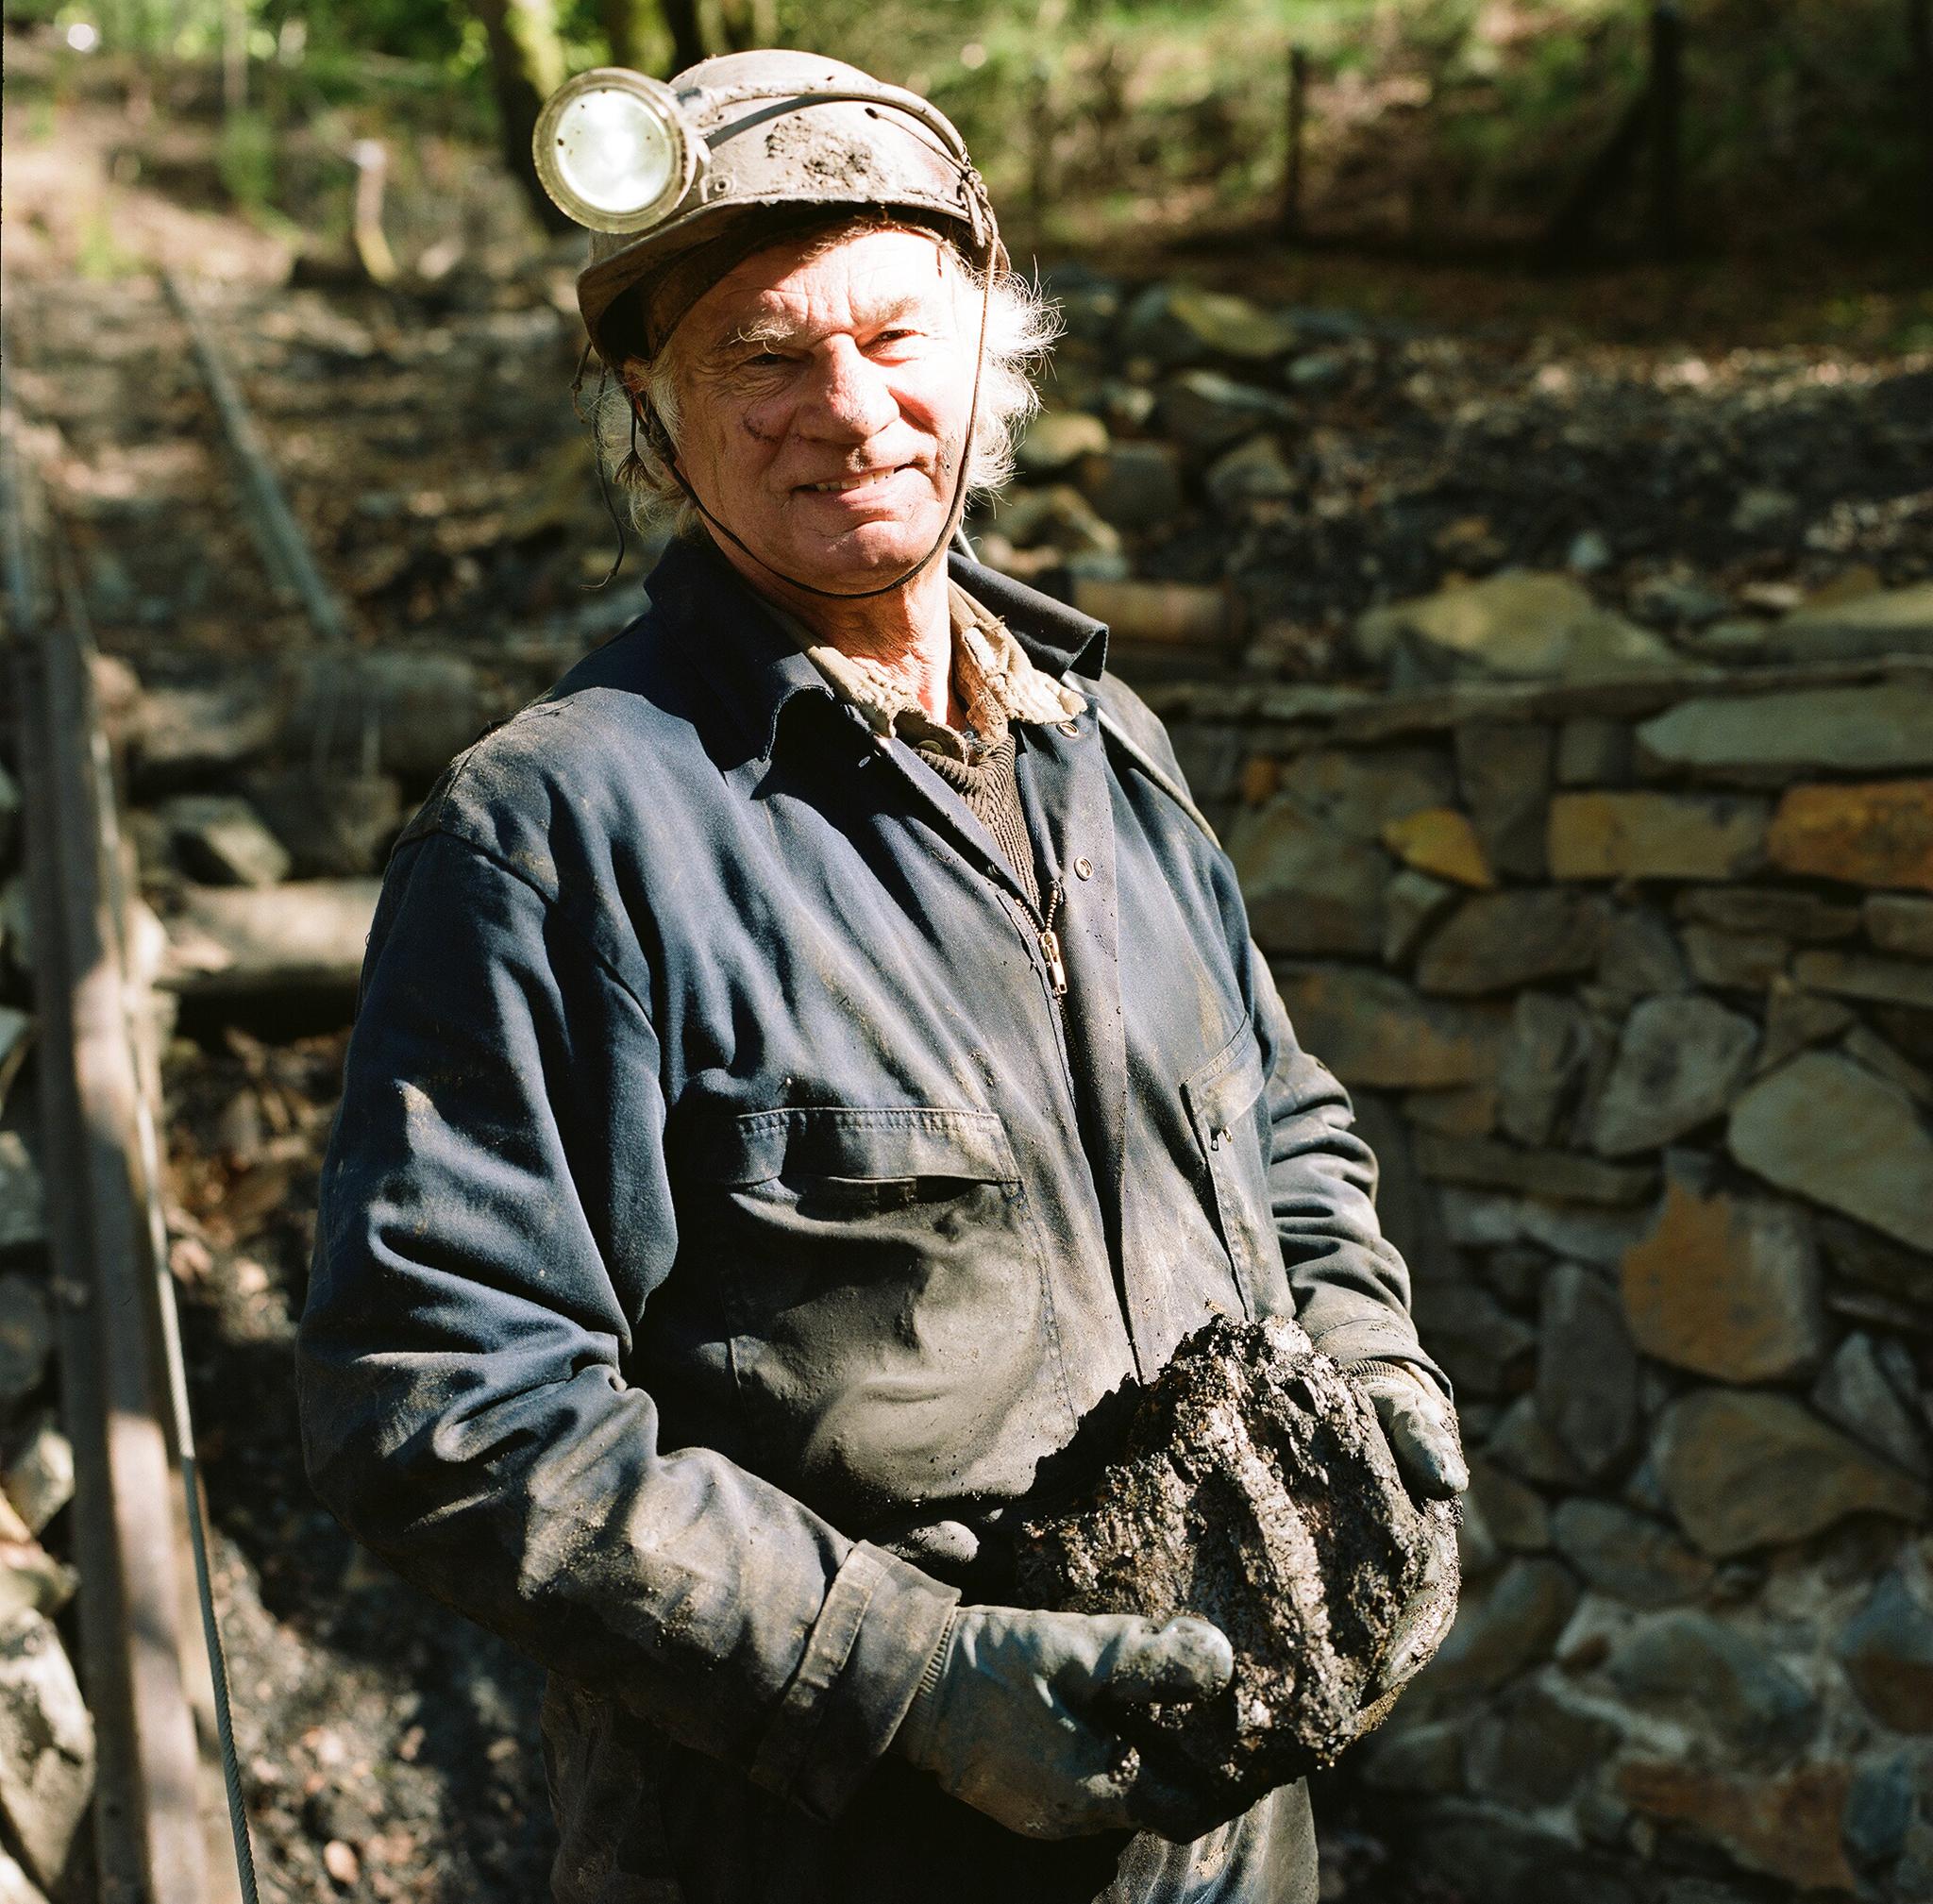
(3, 31), (1930, 1904)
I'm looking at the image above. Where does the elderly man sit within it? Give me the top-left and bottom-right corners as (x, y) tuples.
(297, 49), (1464, 1904)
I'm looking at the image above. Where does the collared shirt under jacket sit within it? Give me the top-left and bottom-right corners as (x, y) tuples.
(296, 536), (1443, 1904)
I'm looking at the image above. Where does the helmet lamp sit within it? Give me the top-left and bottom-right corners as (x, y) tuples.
(534, 70), (698, 233)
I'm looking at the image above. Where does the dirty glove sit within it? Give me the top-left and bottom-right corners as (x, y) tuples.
(893, 1606), (1237, 1843)
(1347, 1360), (1468, 1502)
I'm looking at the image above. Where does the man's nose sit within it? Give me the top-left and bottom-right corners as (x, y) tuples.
(799, 336), (899, 441)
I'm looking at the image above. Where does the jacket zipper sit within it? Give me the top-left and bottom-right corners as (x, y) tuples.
(1034, 880), (1067, 998)
(1018, 877), (1067, 999)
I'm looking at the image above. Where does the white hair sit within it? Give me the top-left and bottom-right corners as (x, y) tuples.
(591, 221), (1060, 541)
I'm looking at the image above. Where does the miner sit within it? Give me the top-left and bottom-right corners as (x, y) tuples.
(296, 48), (1466, 1904)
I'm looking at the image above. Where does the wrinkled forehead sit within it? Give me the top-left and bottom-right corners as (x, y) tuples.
(683, 224), (966, 352)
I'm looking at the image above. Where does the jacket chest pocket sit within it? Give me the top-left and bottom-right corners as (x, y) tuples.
(1182, 1018), (1274, 1319)
(684, 1107), (1078, 1527)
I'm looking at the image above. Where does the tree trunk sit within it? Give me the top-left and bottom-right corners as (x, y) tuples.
(717, 0), (776, 52)
(472, 0), (573, 231)
(659, 0), (714, 72)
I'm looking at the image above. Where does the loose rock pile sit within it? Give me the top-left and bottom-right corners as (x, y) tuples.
(0, 762), (95, 1904)
(1017, 1316), (1459, 1810)
(1140, 583), (1933, 1902)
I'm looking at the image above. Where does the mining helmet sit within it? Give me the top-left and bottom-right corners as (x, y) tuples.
(536, 50), (1003, 367)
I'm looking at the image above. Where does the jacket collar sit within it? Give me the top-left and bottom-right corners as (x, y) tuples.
(645, 534), (1110, 764)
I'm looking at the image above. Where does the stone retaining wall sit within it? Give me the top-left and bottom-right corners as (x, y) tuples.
(1142, 650), (1933, 1903)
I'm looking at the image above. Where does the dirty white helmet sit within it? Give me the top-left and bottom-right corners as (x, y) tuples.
(536, 49), (1003, 367)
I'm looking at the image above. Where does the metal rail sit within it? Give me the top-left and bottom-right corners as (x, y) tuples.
(4, 369), (253, 1903)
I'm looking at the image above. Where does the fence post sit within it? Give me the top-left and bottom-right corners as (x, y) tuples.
(1281, 43), (1309, 236)
(1649, 1), (1683, 259)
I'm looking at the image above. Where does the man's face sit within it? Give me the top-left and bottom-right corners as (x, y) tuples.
(665, 225), (977, 593)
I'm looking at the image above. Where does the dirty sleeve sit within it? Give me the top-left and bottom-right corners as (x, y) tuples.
(1248, 937), (1450, 1394)
(294, 828), (959, 1823)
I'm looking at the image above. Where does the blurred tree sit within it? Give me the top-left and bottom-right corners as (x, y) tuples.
(473, 0), (572, 227)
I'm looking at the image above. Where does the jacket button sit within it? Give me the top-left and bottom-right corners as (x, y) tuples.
(1074, 856), (1093, 880)
(1057, 720), (1080, 737)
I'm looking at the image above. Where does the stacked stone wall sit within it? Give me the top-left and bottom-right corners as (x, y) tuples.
(1142, 650), (1933, 1902)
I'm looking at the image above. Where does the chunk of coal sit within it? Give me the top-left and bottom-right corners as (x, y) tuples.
(1016, 1314), (1459, 1808)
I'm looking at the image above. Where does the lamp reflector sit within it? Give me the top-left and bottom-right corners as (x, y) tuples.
(536, 72), (694, 232)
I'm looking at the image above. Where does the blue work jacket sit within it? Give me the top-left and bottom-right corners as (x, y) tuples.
(296, 535), (1441, 1904)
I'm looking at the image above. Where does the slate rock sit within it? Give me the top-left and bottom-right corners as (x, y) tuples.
(1413, 1132), (1655, 1206)
(236, 762), (395, 875)
(1276, 748), (1455, 842)
(1675, 886), (1860, 942)
(1841, 1752), (1915, 1869)
(1488, 1394), (1587, 1488)
(1639, 687), (1933, 777)
(1767, 779), (1933, 892)
(1548, 791), (1769, 882)
(1226, 799), (1386, 956)
(1621, 1177), (1826, 1382)
(1767, 581), (1933, 662)
(1271, 965), (1507, 1087)
(1016, 1316), (1459, 1803)
(1589, 994), (1758, 1155)
(1465, 1682), (1620, 1808)
(1120, 282), (1299, 365)
(1419, 1556), (1579, 1696)
(1016, 409), (1110, 477)
(1402, 1081), (1496, 1137)
(1656, 1388), (1929, 1557)
(1681, 924), (1788, 989)
(1382, 808), (1493, 888)
(1845, 1023), (1933, 1104)
(0, 1142), (42, 1256)
(1757, 981), (1857, 1071)
(1078, 440), (1185, 532)
(1456, 722), (1553, 880)
(1497, 992), (1592, 1147)
(1812, 1332), (1930, 1478)
(1549, 1499), (1714, 1607)
(1819, 1215), (1933, 1308)
(0, 1419), (68, 1546)
(1605, 1610), (1817, 1756)
(1357, 1716), (1465, 1793)
(1793, 948), (1933, 1013)
(1556, 716), (1633, 787)
(1537, 1262), (1639, 1477)
(1728, 1050), (1933, 1250)
(1204, 435), (1295, 509)
(1595, 906), (1690, 1005)
(1465, 1456), (1549, 1553)
(159, 793), (291, 888)
(1836, 1572), (1933, 1732)
(1408, 1279), (1535, 1397)
(1382, 869), (1458, 966)
(1403, 1801), (1648, 1904)
(1357, 573), (1678, 683)
(1156, 370), (1296, 449)
(0, 1284), (49, 1413)
(0, 1611), (92, 1893)
(1617, 1761), (1857, 1893)
(1865, 894), (1933, 960)
(1415, 890), (1610, 996)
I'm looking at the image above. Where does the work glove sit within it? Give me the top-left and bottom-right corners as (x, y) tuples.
(1345, 1359), (1466, 1714)
(1346, 1359), (1468, 1502)
(893, 1606), (1238, 1843)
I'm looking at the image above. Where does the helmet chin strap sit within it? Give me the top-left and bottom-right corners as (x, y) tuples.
(638, 248), (993, 604)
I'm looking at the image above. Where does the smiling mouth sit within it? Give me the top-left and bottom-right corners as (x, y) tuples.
(801, 465), (906, 495)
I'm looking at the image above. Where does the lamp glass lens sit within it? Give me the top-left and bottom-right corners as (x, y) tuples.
(553, 87), (678, 217)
